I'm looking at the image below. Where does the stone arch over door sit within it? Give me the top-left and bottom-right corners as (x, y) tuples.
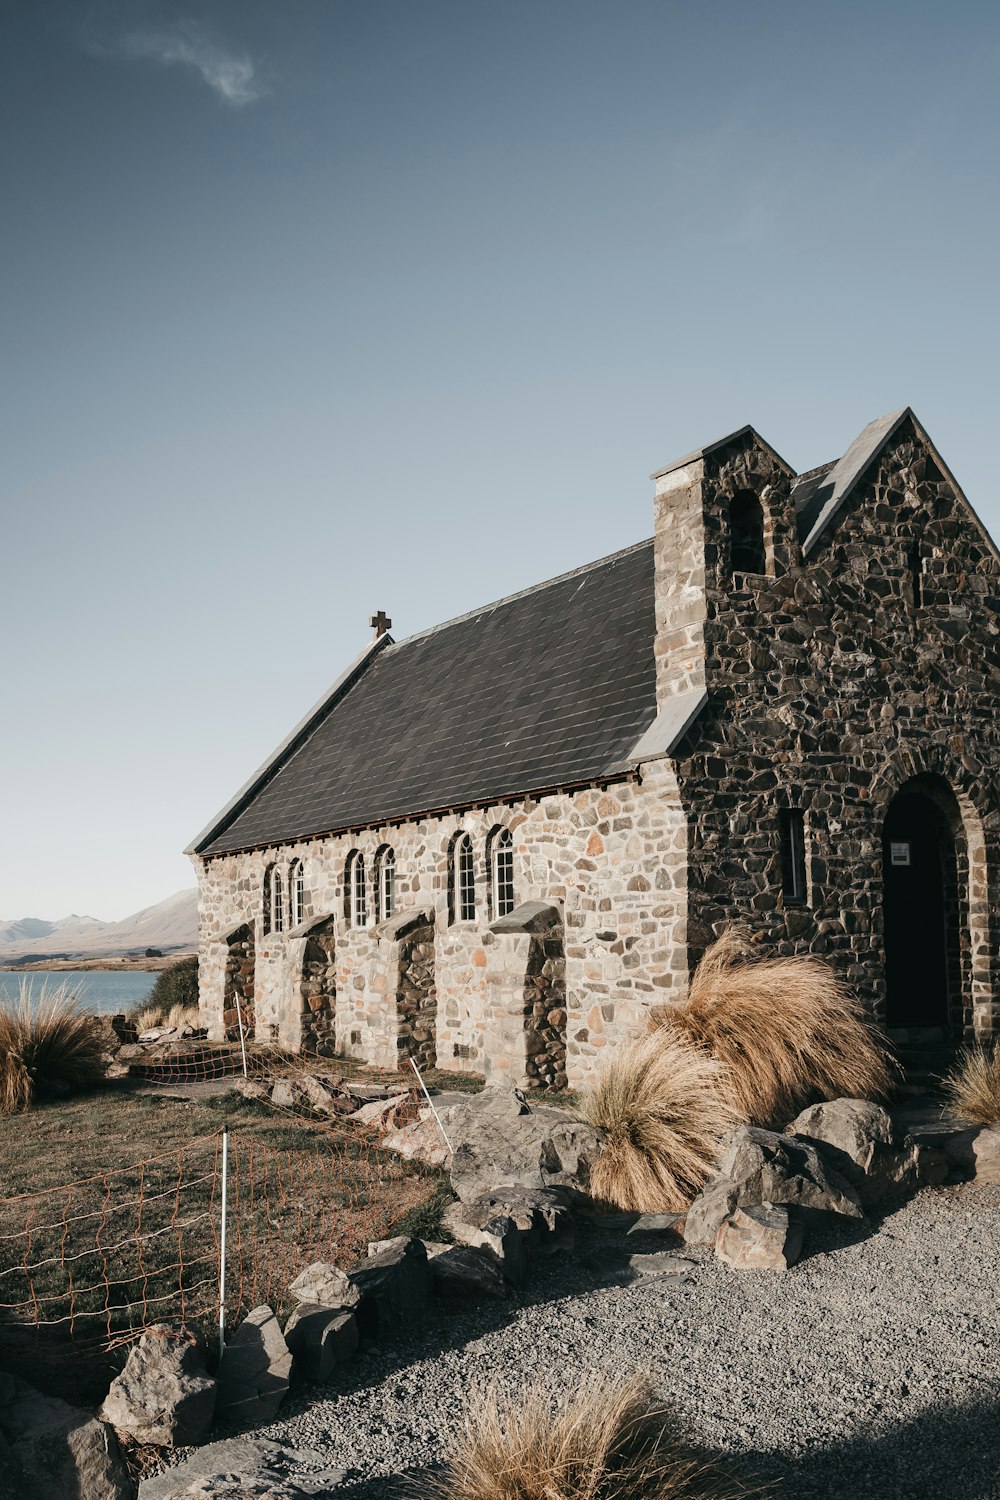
(875, 759), (993, 1040)
(397, 920), (437, 1071)
(300, 916), (337, 1057)
(224, 924), (255, 1042)
(523, 917), (567, 1089)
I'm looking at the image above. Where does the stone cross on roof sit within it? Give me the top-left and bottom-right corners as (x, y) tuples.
(369, 610), (392, 639)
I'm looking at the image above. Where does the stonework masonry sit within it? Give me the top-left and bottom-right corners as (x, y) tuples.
(194, 763), (687, 1089)
(192, 408), (1000, 1084)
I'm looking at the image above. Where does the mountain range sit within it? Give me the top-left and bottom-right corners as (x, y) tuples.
(0, 889), (198, 961)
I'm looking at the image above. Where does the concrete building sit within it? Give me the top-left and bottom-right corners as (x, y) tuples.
(188, 408), (1000, 1087)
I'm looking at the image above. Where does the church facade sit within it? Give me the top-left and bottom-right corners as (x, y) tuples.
(188, 408), (1000, 1088)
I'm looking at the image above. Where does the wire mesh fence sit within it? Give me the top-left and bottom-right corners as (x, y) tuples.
(0, 1071), (442, 1363)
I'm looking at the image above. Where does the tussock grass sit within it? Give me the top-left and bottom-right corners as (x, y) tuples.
(650, 929), (896, 1128)
(424, 1374), (749, 1500)
(132, 1005), (163, 1032)
(582, 1032), (737, 1212)
(0, 981), (106, 1115)
(941, 1045), (1000, 1124)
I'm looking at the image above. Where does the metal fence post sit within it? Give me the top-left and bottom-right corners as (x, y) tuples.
(409, 1055), (454, 1153)
(218, 1125), (229, 1363)
(232, 992), (249, 1078)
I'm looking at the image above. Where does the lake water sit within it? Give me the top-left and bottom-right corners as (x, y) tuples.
(0, 970), (159, 1014)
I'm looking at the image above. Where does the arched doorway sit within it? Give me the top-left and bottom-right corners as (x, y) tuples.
(224, 924), (255, 1042)
(882, 779), (960, 1032)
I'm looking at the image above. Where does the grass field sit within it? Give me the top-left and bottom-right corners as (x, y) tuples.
(0, 1080), (449, 1360)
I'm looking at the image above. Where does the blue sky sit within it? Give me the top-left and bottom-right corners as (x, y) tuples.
(2, 0), (998, 918)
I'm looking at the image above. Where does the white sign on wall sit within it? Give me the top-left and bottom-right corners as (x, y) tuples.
(890, 842), (911, 867)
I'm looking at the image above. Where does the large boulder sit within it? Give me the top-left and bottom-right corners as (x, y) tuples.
(787, 1098), (930, 1207)
(287, 1262), (360, 1312)
(454, 1184), (576, 1255)
(715, 1203), (803, 1272)
(446, 1089), (603, 1203)
(427, 1243), (510, 1302)
(683, 1178), (739, 1248)
(283, 1305), (358, 1382)
(718, 1125), (864, 1222)
(215, 1307), (292, 1427)
(973, 1125), (1000, 1184)
(137, 1437), (344, 1500)
(101, 1327), (216, 1448)
(0, 1379), (134, 1500)
(348, 1236), (432, 1340)
(440, 1204), (527, 1286)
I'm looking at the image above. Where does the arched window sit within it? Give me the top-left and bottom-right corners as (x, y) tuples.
(374, 846), (396, 922)
(271, 866), (285, 934)
(289, 860), (306, 927)
(346, 850), (367, 928)
(451, 833), (476, 923)
(262, 862), (275, 934)
(489, 827), (515, 919)
(730, 490), (767, 576)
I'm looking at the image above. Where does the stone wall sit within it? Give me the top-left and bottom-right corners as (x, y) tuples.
(299, 917), (337, 1057)
(223, 925), (255, 1041)
(192, 761), (687, 1089)
(396, 921), (437, 1070)
(522, 928), (567, 1089)
(661, 419), (1000, 1040)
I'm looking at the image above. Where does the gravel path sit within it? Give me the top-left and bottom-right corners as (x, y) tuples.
(246, 1182), (999, 1499)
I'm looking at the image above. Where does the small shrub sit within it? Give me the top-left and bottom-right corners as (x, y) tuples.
(941, 1045), (1000, 1124)
(0, 981), (107, 1115)
(148, 953), (199, 1012)
(423, 1374), (747, 1500)
(651, 929), (897, 1128)
(582, 1031), (737, 1212)
(391, 1181), (455, 1241)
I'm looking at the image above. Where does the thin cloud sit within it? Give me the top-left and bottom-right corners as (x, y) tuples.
(98, 22), (266, 107)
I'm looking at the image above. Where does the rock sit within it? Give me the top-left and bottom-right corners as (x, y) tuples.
(440, 1205), (527, 1286)
(627, 1251), (697, 1279)
(0, 1378), (135, 1500)
(427, 1243), (509, 1301)
(900, 1115), (981, 1175)
(788, 1098), (921, 1207)
(683, 1178), (739, 1247)
(297, 1076), (339, 1114)
(972, 1125), (1000, 1184)
(626, 1212), (685, 1238)
(215, 1307), (292, 1427)
(381, 1107), (455, 1168)
(288, 1262), (361, 1312)
(138, 1438), (344, 1500)
(719, 1125), (864, 1222)
(715, 1203), (803, 1271)
(101, 1327), (216, 1448)
(454, 1184), (575, 1254)
(348, 1237), (432, 1339)
(233, 1077), (269, 1101)
(367, 1235), (410, 1258)
(354, 1094), (410, 1129)
(446, 1089), (604, 1203)
(269, 1080), (296, 1109)
(283, 1305), (358, 1382)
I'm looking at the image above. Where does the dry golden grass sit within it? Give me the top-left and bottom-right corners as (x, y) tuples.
(166, 1003), (200, 1029)
(941, 1045), (1000, 1124)
(132, 1005), (163, 1032)
(650, 929), (897, 1128)
(423, 1374), (749, 1500)
(582, 1031), (737, 1212)
(0, 981), (107, 1115)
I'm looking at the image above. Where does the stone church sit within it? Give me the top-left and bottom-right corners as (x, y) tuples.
(188, 407), (1000, 1089)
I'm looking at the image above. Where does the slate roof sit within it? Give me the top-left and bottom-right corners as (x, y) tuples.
(196, 540), (658, 856)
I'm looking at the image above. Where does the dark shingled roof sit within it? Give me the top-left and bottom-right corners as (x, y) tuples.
(198, 540), (658, 855)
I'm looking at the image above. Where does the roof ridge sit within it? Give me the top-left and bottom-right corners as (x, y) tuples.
(792, 459), (837, 484)
(390, 536), (654, 649)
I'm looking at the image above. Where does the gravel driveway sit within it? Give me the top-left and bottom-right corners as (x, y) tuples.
(247, 1180), (1000, 1499)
